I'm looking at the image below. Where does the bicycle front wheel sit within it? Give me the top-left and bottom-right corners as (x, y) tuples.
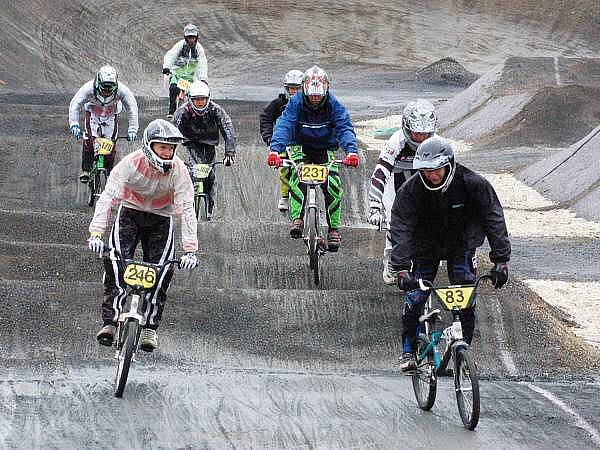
(454, 346), (480, 430)
(114, 320), (139, 398)
(411, 334), (437, 410)
(306, 207), (320, 285)
(194, 193), (204, 221)
(87, 174), (96, 207)
(96, 170), (107, 198)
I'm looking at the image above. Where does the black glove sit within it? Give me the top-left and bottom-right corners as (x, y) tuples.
(162, 68), (171, 75)
(490, 262), (509, 289)
(397, 270), (419, 292)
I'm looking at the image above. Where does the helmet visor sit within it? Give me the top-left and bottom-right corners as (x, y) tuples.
(99, 81), (117, 96)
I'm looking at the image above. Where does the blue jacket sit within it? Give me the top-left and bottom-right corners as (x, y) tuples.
(270, 93), (358, 154)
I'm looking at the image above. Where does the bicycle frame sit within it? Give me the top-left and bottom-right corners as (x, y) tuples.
(410, 274), (492, 429)
(415, 275), (491, 374)
(191, 160), (222, 221)
(87, 135), (127, 207)
(281, 157), (344, 285)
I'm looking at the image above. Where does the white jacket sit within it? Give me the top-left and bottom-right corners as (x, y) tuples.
(89, 150), (198, 252)
(162, 40), (208, 81)
(68, 80), (139, 134)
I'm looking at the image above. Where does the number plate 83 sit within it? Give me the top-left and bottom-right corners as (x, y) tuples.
(434, 286), (475, 310)
(123, 264), (157, 289)
(299, 164), (328, 183)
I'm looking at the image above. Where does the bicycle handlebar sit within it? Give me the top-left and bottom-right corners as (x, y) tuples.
(414, 274), (494, 292)
(280, 158), (346, 169)
(101, 248), (181, 270)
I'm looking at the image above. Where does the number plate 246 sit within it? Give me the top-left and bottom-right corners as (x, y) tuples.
(123, 264), (157, 289)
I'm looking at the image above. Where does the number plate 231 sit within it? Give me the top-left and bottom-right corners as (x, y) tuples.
(299, 164), (328, 183)
(123, 264), (157, 289)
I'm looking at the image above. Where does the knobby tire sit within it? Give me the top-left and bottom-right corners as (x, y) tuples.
(454, 347), (480, 430)
(114, 320), (139, 398)
(412, 334), (437, 410)
(307, 206), (319, 285)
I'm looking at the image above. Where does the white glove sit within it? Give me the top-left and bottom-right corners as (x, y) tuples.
(368, 206), (383, 227)
(179, 252), (198, 270)
(88, 234), (104, 256)
(223, 154), (235, 167)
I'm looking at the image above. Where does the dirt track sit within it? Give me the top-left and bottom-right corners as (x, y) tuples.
(1, 1), (600, 448)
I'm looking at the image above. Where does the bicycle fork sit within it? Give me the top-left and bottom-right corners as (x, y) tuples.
(114, 293), (145, 361)
(304, 187), (326, 254)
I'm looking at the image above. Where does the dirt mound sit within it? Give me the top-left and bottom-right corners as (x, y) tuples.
(479, 85), (600, 147)
(519, 125), (600, 221)
(415, 57), (478, 87)
(439, 57), (600, 147)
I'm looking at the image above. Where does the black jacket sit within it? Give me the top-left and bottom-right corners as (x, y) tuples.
(259, 94), (287, 145)
(389, 163), (511, 270)
(173, 101), (236, 155)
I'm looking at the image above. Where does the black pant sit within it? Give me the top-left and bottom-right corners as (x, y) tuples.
(102, 206), (175, 330)
(402, 250), (477, 352)
(186, 143), (216, 213)
(169, 84), (181, 115)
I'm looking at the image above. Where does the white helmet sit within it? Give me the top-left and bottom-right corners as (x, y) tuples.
(184, 23), (199, 37)
(402, 99), (438, 150)
(302, 65), (329, 99)
(142, 119), (184, 174)
(413, 136), (456, 192)
(188, 80), (210, 115)
(94, 65), (118, 105)
(283, 69), (303, 97)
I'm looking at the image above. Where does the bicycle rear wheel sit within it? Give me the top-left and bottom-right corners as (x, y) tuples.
(454, 346), (480, 430)
(306, 207), (320, 285)
(114, 320), (139, 398)
(411, 334), (437, 410)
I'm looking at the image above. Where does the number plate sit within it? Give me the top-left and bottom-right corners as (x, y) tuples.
(94, 137), (114, 155)
(193, 163), (212, 179)
(177, 78), (191, 91)
(123, 263), (157, 289)
(433, 286), (475, 310)
(299, 164), (328, 183)
(452, 321), (463, 340)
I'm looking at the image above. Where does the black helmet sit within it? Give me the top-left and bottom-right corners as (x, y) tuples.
(413, 136), (456, 192)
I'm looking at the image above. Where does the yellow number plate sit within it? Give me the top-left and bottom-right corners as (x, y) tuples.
(299, 164), (328, 183)
(433, 286), (475, 310)
(177, 78), (191, 91)
(193, 163), (212, 179)
(94, 137), (114, 155)
(123, 264), (157, 289)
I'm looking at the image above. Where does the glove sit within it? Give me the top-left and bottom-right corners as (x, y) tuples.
(223, 154), (235, 166)
(368, 206), (383, 227)
(342, 153), (359, 167)
(162, 68), (171, 75)
(70, 124), (82, 140)
(267, 151), (282, 167)
(127, 131), (137, 142)
(490, 262), (508, 289)
(88, 233), (104, 256)
(179, 252), (198, 270)
(397, 270), (419, 292)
